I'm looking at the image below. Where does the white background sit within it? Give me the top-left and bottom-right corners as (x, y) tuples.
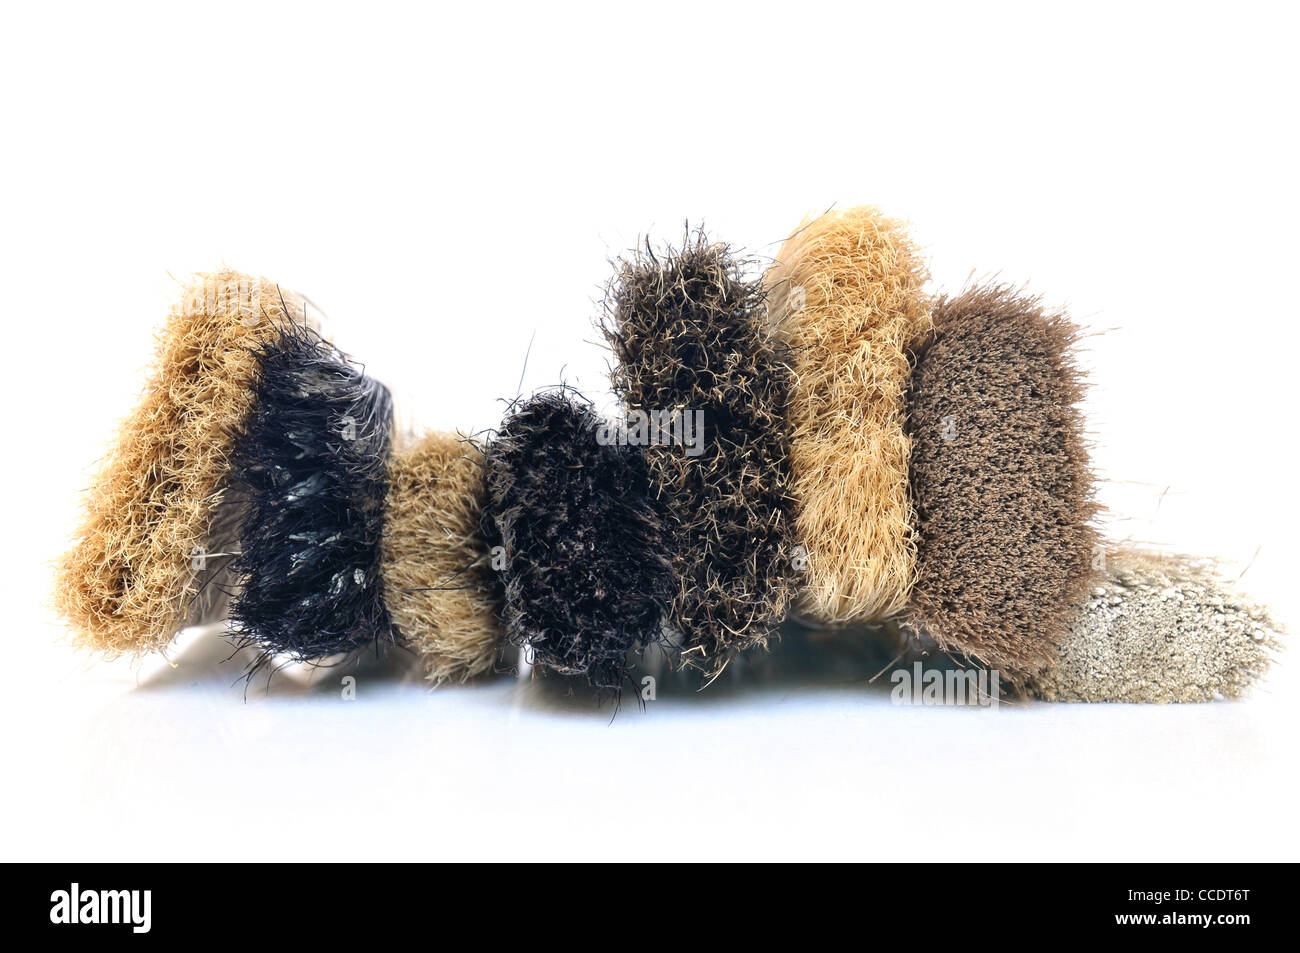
(1, 1), (1296, 861)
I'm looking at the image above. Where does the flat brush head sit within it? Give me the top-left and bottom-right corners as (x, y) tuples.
(227, 321), (395, 667)
(54, 271), (310, 655)
(382, 430), (500, 685)
(904, 282), (1098, 676)
(603, 232), (798, 676)
(482, 390), (673, 691)
(763, 206), (933, 625)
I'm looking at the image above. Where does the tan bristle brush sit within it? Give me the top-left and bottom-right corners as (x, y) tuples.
(381, 430), (501, 684)
(764, 206), (932, 626)
(54, 271), (312, 656)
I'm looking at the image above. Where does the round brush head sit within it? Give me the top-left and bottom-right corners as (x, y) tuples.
(903, 283), (1098, 676)
(763, 206), (932, 625)
(603, 233), (798, 676)
(482, 390), (673, 691)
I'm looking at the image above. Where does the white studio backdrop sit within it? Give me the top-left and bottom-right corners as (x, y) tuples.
(0, 1), (1296, 860)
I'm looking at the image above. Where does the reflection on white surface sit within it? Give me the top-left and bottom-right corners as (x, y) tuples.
(6, 603), (1295, 861)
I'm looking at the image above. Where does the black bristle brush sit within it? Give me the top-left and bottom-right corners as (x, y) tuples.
(227, 321), (397, 669)
(481, 389), (674, 692)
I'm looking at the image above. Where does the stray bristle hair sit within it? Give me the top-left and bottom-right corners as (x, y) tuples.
(227, 321), (395, 666)
(482, 390), (673, 691)
(903, 283), (1098, 676)
(382, 430), (501, 684)
(54, 271), (310, 655)
(603, 231), (798, 676)
(763, 206), (932, 624)
(1030, 549), (1282, 702)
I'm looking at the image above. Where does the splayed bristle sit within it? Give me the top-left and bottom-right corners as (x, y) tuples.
(482, 389), (673, 692)
(603, 231), (798, 676)
(227, 321), (396, 670)
(54, 271), (311, 655)
(763, 206), (932, 624)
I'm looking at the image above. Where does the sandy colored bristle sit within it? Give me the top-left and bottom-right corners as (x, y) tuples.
(904, 283), (1098, 676)
(1030, 549), (1282, 702)
(382, 430), (500, 685)
(763, 207), (932, 624)
(54, 271), (308, 655)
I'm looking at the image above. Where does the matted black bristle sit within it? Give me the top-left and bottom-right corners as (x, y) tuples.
(482, 389), (673, 692)
(228, 321), (396, 669)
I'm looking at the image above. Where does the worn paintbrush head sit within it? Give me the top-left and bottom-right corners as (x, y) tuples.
(227, 321), (395, 668)
(763, 206), (932, 625)
(54, 271), (309, 655)
(603, 232), (798, 676)
(482, 390), (673, 691)
(1030, 549), (1282, 702)
(904, 282), (1098, 676)
(382, 430), (501, 684)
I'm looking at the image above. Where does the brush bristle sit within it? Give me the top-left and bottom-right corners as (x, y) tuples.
(1030, 549), (1282, 702)
(53, 271), (310, 655)
(227, 322), (395, 667)
(482, 390), (673, 691)
(763, 207), (933, 625)
(903, 282), (1098, 676)
(603, 233), (798, 676)
(382, 430), (501, 684)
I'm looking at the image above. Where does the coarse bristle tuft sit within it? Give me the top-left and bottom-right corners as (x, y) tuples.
(382, 430), (501, 685)
(1029, 549), (1283, 702)
(482, 389), (673, 692)
(603, 231), (798, 676)
(53, 271), (311, 656)
(227, 321), (395, 668)
(903, 282), (1098, 676)
(763, 207), (932, 624)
